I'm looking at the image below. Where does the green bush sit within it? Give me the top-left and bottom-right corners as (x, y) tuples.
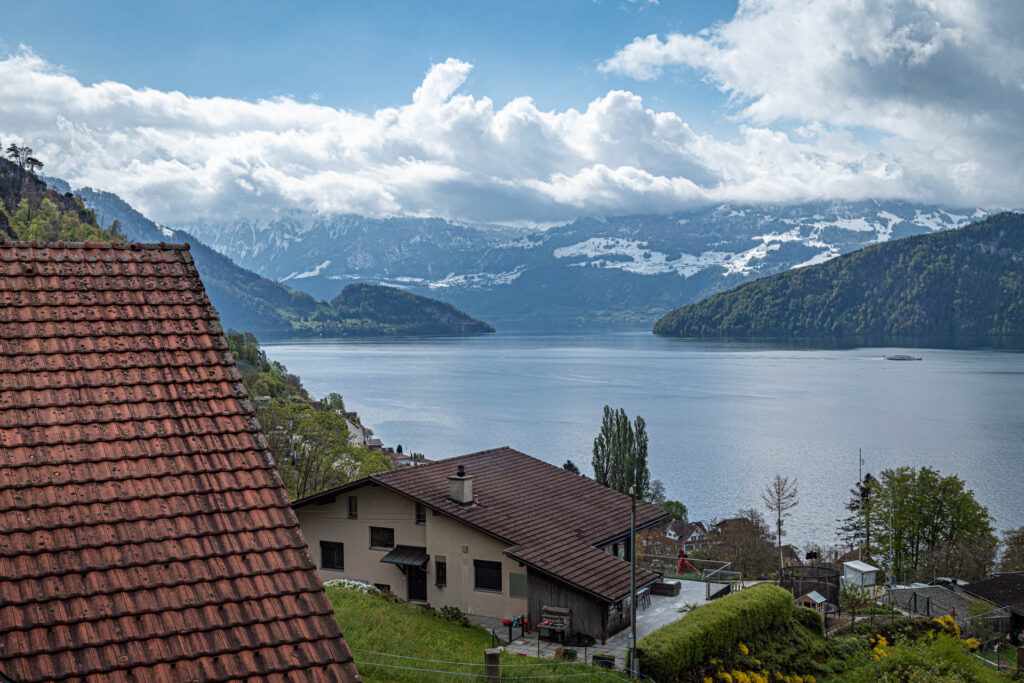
(438, 605), (471, 627)
(831, 631), (1006, 683)
(794, 605), (825, 635)
(637, 583), (794, 681)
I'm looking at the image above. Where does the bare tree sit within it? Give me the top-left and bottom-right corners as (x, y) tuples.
(761, 474), (799, 573)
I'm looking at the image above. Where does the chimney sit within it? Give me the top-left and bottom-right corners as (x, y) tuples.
(448, 464), (474, 506)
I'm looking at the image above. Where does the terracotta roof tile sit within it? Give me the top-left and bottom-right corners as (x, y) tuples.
(0, 242), (359, 682)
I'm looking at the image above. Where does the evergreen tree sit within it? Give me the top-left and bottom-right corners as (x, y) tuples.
(837, 472), (876, 560)
(591, 405), (652, 497)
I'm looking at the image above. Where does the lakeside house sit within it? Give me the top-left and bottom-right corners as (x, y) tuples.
(293, 447), (668, 643)
(0, 242), (359, 681)
(664, 520), (710, 551)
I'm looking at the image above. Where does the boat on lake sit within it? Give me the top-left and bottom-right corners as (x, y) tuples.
(884, 354), (923, 361)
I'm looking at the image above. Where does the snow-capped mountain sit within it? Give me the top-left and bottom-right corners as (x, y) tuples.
(178, 201), (989, 325)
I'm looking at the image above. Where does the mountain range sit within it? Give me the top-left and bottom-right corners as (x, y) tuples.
(175, 202), (989, 325)
(653, 212), (1024, 342)
(45, 178), (492, 338)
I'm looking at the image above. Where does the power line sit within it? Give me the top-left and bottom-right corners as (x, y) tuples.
(356, 660), (633, 680)
(350, 647), (614, 667)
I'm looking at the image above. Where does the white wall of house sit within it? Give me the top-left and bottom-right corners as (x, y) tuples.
(296, 484), (529, 620)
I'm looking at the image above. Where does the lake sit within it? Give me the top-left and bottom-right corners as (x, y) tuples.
(265, 329), (1024, 547)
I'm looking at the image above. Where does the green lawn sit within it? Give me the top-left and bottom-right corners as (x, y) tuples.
(326, 586), (630, 682)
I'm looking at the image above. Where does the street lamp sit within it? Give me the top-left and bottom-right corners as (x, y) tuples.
(629, 485), (637, 679)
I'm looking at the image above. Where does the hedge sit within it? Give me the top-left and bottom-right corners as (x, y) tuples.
(637, 583), (794, 681)
(794, 605), (825, 636)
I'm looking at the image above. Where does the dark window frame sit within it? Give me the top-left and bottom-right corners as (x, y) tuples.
(436, 558), (447, 586)
(415, 503), (427, 525)
(348, 495), (358, 519)
(320, 541), (344, 571)
(370, 526), (395, 550)
(473, 559), (502, 593)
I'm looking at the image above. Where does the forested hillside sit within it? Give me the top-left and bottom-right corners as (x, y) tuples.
(225, 331), (392, 500)
(314, 283), (495, 336)
(654, 213), (1024, 341)
(0, 151), (122, 242)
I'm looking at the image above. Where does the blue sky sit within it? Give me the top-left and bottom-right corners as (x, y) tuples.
(4, 1), (734, 131)
(1, 1), (1021, 225)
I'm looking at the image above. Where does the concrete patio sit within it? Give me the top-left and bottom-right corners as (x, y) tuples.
(472, 579), (727, 670)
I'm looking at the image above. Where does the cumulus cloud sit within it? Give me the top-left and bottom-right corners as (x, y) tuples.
(600, 0), (1024, 209)
(0, 18), (1016, 228)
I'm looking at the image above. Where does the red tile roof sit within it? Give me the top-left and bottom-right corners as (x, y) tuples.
(0, 242), (359, 682)
(295, 447), (668, 602)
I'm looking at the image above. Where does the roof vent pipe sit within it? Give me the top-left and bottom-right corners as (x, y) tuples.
(449, 465), (473, 505)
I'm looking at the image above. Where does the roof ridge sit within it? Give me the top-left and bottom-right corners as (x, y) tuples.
(0, 240), (190, 250)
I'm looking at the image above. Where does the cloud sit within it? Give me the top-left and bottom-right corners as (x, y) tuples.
(0, 19), (1017, 229)
(600, 0), (1024, 209)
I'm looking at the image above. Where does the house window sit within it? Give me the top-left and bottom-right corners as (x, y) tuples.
(348, 496), (358, 519)
(436, 556), (447, 586)
(474, 560), (502, 593)
(415, 503), (427, 525)
(320, 541), (344, 571)
(374, 583), (391, 593)
(370, 527), (395, 549)
(509, 572), (528, 598)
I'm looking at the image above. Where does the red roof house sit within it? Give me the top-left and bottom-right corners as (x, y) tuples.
(0, 242), (359, 681)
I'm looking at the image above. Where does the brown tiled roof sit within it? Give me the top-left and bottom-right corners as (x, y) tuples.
(0, 242), (359, 682)
(295, 447), (668, 602)
(964, 572), (1024, 614)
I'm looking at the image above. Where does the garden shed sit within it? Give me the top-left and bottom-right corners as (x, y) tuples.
(843, 560), (879, 588)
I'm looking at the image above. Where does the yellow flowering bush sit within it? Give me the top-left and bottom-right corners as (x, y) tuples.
(738, 642), (750, 656)
(964, 637), (980, 651)
(931, 615), (960, 637)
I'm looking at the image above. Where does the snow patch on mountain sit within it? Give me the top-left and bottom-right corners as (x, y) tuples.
(282, 260), (331, 281)
(723, 240), (782, 276)
(497, 236), (545, 249)
(554, 238), (732, 277)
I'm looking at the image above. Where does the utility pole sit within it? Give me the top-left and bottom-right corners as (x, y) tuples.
(889, 486), (894, 580)
(629, 485), (637, 679)
(858, 449), (863, 561)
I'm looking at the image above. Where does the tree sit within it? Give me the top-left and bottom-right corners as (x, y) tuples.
(761, 474), (799, 573)
(396, 444), (403, 455)
(869, 466), (997, 582)
(839, 583), (871, 624)
(837, 472), (876, 561)
(648, 479), (666, 504)
(24, 157), (43, 174)
(590, 405), (651, 497)
(322, 392), (345, 413)
(562, 460), (581, 475)
(660, 500), (688, 522)
(693, 509), (776, 578)
(1000, 526), (1024, 572)
(6, 143), (21, 166)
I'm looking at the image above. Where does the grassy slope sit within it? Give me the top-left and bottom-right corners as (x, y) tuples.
(328, 585), (1009, 683)
(326, 587), (627, 683)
